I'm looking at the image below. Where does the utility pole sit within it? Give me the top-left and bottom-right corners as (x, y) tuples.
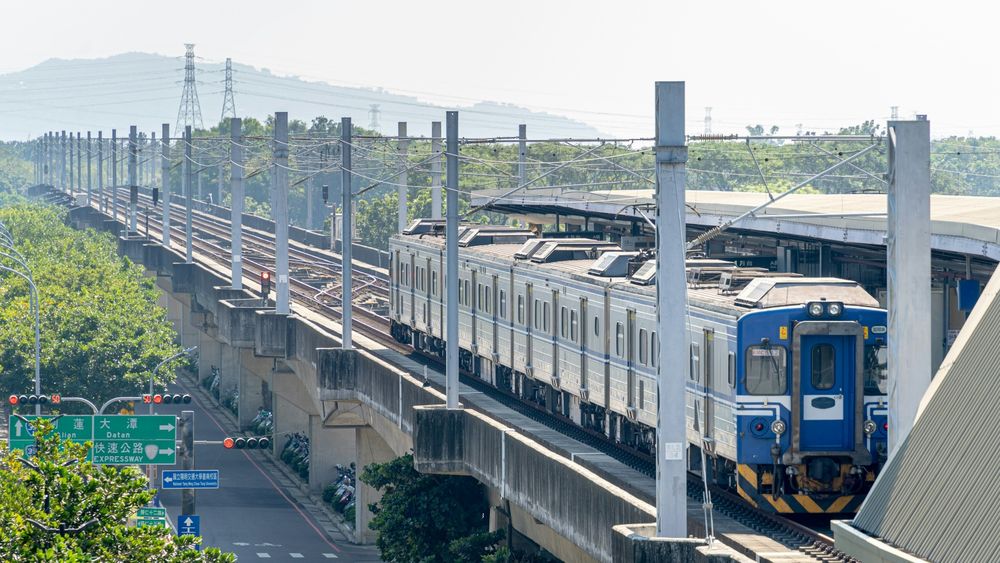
(654, 81), (687, 538)
(517, 124), (527, 189)
(129, 126), (138, 234)
(97, 132), (104, 212)
(398, 122), (409, 232)
(446, 111), (459, 409)
(150, 132), (156, 191)
(704, 107), (712, 136)
(86, 132), (92, 205)
(184, 126), (193, 264)
(274, 112), (290, 315)
(69, 132), (74, 193)
(887, 117), (931, 455)
(341, 117), (353, 349)
(220, 58), (236, 122)
(230, 118), (244, 290)
(179, 410), (195, 515)
(368, 104), (380, 131)
(162, 124), (171, 247)
(431, 122), (442, 219)
(111, 130), (118, 221)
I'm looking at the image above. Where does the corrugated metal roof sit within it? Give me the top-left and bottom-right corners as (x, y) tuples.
(852, 266), (1000, 562)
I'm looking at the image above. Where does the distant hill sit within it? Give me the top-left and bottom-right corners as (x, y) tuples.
(0, 52), (603, 140)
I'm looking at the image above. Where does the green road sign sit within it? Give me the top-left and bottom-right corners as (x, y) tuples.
(136, 518), (168, 528)
(7, 415), (94, 459)
(136, 507), (167, 519)
(92, 415), (176, 465)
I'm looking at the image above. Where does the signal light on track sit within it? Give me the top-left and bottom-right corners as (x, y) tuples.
(260, 271), (272, 300)
(152, 187), (160, 206)
(321, 184), (329, 204)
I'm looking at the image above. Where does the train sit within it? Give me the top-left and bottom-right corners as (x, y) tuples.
(388, 219), (889, 514)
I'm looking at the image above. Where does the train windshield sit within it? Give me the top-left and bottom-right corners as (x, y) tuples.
(864, 343), (888, 394)
(745, 344), (787, 394)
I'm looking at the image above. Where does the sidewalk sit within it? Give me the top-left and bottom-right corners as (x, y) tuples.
(176, 369), (360, 545)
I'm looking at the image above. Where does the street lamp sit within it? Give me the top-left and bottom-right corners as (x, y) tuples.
(0, 261), (41, 415)
(149, 346), (197, 414)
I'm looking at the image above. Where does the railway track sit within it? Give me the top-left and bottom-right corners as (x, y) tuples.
(96, 193), (851, 561)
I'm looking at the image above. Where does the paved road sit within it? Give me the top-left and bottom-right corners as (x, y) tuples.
(154, 380), (382, 562)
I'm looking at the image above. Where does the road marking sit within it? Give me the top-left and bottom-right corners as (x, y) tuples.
(290, 554), (304, 559)
(323, 555), (339, 559)
(256, 554), (270, 559)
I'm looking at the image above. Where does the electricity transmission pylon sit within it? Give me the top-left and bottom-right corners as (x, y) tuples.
(220, 58), (236, 123)
(176, 44), (204, 133)
(368, 104), (381, 131)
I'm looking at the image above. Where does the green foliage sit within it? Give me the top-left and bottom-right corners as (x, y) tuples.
(0, 204), (181, 407)
(360, 453), (498, 563)
(0, 419), (234, 561)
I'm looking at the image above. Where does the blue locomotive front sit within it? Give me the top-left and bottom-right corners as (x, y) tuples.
(734, 299), (887, 513)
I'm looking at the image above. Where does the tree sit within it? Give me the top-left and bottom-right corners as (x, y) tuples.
(0, 205), (183, 407)
(360, 454), (501, 563)
(0, 419), (235, 561)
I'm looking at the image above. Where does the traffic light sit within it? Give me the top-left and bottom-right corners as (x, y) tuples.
(145, 393), (191, 405)
(223, 435), (270, 450)
(9, 394), (53, 406)
(260, 271), (272, 300)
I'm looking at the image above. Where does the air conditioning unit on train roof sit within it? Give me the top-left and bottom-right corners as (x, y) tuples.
(402, 218), (445, 235)
(734, 277), (880, 309)
(588, 251), (640, 277)
(530, 241), (621, 264)
(515, 237), (603, 260)
(458, 225), (536, 247)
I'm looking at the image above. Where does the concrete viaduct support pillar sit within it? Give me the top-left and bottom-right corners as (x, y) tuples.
(356, 426), (395, 543)
(198, 331), (222, 387)
(272, 380), (310, 458)
(308, 417), (356, 494)
(238, 350), (269, 431)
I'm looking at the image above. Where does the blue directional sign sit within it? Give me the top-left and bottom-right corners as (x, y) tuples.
(177, 514), (200, 543)
(162, 470), (220, 490)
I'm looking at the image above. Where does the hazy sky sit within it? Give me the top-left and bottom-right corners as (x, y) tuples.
(2, 0), (994, 138)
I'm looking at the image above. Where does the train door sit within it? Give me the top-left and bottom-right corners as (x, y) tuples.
(525, 283), (533, 373)
(799, 334), (855, 451)
(492, 275), (499, 362)
(470, 270), (478, 353)
(579, 298), (588, 396)
(408, 253), (416, 324)
(703, 328), (714, 440)
(552, 290), (560, 385)
(426, 257), (433, 331)
(626, 309), (636, 410)
(392, 250), (401, 321)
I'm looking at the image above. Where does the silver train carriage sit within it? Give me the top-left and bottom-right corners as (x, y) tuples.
(388, 221), (889, 514)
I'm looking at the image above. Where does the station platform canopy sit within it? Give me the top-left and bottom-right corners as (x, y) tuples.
(471, 188), (1000, 261)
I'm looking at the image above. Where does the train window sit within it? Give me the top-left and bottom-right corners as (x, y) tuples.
(478, 284), (483, 310)
(560, 307), (568, 338)
(534, 300), (540, 329)
(639, 380), (645, 410)
(727, 352), (736, 388)
(650, 332), (657, 367)
(810, 344), (836, 390)
(689, 343), (700, 381)
(639, 329), (648, 365)
(499, 290), (507, 319)
(458, 280), (463, 304)
(745, 345), (787, 395)
(615, 322), (624, 356)
(485, 287), (491, 314)
(864, 343), (888, 394)
(432, 271), (438, 296)
(594, 317), (600, 338)
(703, 329), (714, 384)
(464, 280), (470, 306)
(518, 295), (524, 324)
(543, 303), (550, 333)
(570, 311), (578, 343)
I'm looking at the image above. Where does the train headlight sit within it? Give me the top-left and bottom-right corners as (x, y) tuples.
(808, 302), (824, 317)
(864, 420), (877, 435)
(826, 302), (842, 317)
(770, 419), (786, 435)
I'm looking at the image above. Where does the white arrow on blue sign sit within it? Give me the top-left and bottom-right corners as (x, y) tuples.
(161, 470), (219, 490)
(177, 514), (200, 540)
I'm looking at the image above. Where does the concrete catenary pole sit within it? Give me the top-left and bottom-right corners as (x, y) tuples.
(161, 124), (171, 246)
(60, 131), (67, 192)
(150, 132), (156, 191)
(69, 132), (74, 193)
(431, 121), (442, 219)
(341, 117), (353, 349)
(274, 112), (290, 315)
(397, 121), (408, 232)
(86, 132), (92, 205)
(76, 132), (82, 193)
(886, 117), (931, 455)
(128, 126), (138, 234)
(518, 124), (527, 188)
(97, 132), (104, 212)
(184, 126), (193, 264)
(230, 118), (244, 290)
(111, 129), (118, 220)
(446, 111), (460, 409)
(654, 81), (687, 537)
